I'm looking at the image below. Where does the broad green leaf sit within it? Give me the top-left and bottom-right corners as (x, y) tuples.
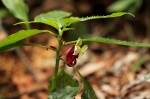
(16, 11), (133, 31)
(65, 37), (150, 47)
(2, 0), (28, 21)
(0, 29), (48, 50)
(35, 10), (71, 21)
(16, 11), (72, 29)
(34, 10), (71, 29)
(81, 76), (97, 99)
(0, 9), (9, 18)
(48, 69), (79, 92)
(48, 86), (79, 99)
(144, 73), (150, 81)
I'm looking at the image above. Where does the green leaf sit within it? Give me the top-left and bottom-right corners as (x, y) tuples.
(0, 42), (28, 51)
(17, 11), (72, 29)
(81, 76), (97, 99)
(48, 70), (79, 99)
(60, 12), (133, 30)
(48, 69), (79, 92)
(16, 11), (133, 31)
(71, 12), (134, 22)
(2, 0), (28, 21)
(34, 10), (71, 29)
(65, 37), (150, 47)
(35, 10), (71, 21)
(0, 29), (48, 50)
(48, 86), (79, 99)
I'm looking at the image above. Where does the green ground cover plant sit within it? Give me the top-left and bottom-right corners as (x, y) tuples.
(1, 0), (150, 98)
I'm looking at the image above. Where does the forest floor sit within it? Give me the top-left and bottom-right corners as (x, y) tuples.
(0, 0), (150, 99)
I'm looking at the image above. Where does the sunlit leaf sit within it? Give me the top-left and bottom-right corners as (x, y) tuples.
(2, 0), (28, 21)
(0, 29), (49, 50)
(16, 11), (133, 31)
(35, 10), (71, 21)
(34, 10), (71, 29)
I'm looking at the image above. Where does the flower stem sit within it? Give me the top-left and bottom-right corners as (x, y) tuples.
(51, 29), (63, 91)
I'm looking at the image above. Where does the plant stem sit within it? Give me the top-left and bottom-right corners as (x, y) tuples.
(51, 29), (63, 90)
(73, 67), (82, 78)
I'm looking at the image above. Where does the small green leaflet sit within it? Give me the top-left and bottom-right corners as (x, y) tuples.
(2, 0), (28, 21)
(0, 29), (49, 51)
(48, 86), (80, 99)
(65, 37), (150, 47)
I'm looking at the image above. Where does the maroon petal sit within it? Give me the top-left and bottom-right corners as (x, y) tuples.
(66, 45), (78, 67)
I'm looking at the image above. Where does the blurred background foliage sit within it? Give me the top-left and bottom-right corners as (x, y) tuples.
(107, 0), (142, 14)
(0, 0), (150, 99)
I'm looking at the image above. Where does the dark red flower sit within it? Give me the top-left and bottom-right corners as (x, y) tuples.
(66, 45), (78, 67)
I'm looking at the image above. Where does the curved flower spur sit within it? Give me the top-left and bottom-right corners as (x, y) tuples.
(61, 38), (88, 67)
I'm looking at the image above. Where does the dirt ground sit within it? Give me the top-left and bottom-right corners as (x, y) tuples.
(0, 0), (150, 99)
